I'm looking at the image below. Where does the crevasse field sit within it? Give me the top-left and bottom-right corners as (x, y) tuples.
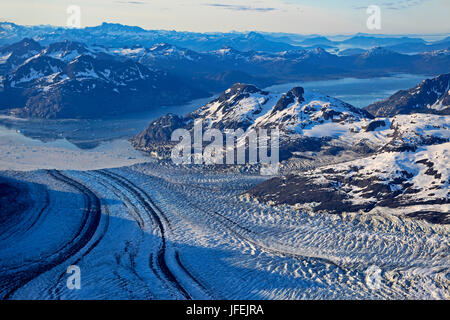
(0, 161), (448, 300)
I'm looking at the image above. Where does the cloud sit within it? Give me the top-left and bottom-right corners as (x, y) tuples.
(353, 0), (430, 10)
(205, 3), (276, 12)
(114, 1), (148, 5)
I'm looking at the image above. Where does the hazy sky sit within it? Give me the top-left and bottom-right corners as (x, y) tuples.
(1, 0), (449, 34)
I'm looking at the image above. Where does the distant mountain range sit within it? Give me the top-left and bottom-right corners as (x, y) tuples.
(300, 34), (450, 54)
(70, 43), (450, 92)
(1, 22), (449, 54)
(42, 40), (450, 93)
(0, 22), (303, 53)
(0, 36), (449, 119)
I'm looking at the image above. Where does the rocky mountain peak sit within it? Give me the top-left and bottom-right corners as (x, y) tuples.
(271, 87), (305, 114)
(217, 83), (268, 102)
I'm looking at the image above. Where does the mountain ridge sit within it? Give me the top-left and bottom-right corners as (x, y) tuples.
(0, 40), (207, 118)
(365, 73), (450, 117)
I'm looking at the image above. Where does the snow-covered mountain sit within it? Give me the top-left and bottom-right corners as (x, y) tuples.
(1, 37), (450, 119)
(0, 41), (206, 118)
(0, 22), (302, 53)
(3, 22), (449, 53)
(132, 83), (448, 159)
(41, 40), (114, 62)
(130, 81), (450, 223)
(247, 142), (449, 224)
(109, 44), (450, 92)
(189, 84), (372, 132)
(241, 75), (450, 223)
(111, 43), (203, 63)
(0, 38), (42, 75)
(132, 81), (449, 170)
(2, 37), (450, 103)
(131, 83), (372, 153)
(366, 73), (450, 116)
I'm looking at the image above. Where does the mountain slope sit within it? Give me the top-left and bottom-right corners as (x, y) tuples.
(113, 44), (450, 91)
(365, 73), (450, 117)
(132, 82), (450, 161)
(247, 142), (449, 224)
(0, 38), (42, 75)
(0, 41), (207, 118)
(131, 83), (376, 159)
(242, 75), (450, 224)
(3, 37), (450, 99)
